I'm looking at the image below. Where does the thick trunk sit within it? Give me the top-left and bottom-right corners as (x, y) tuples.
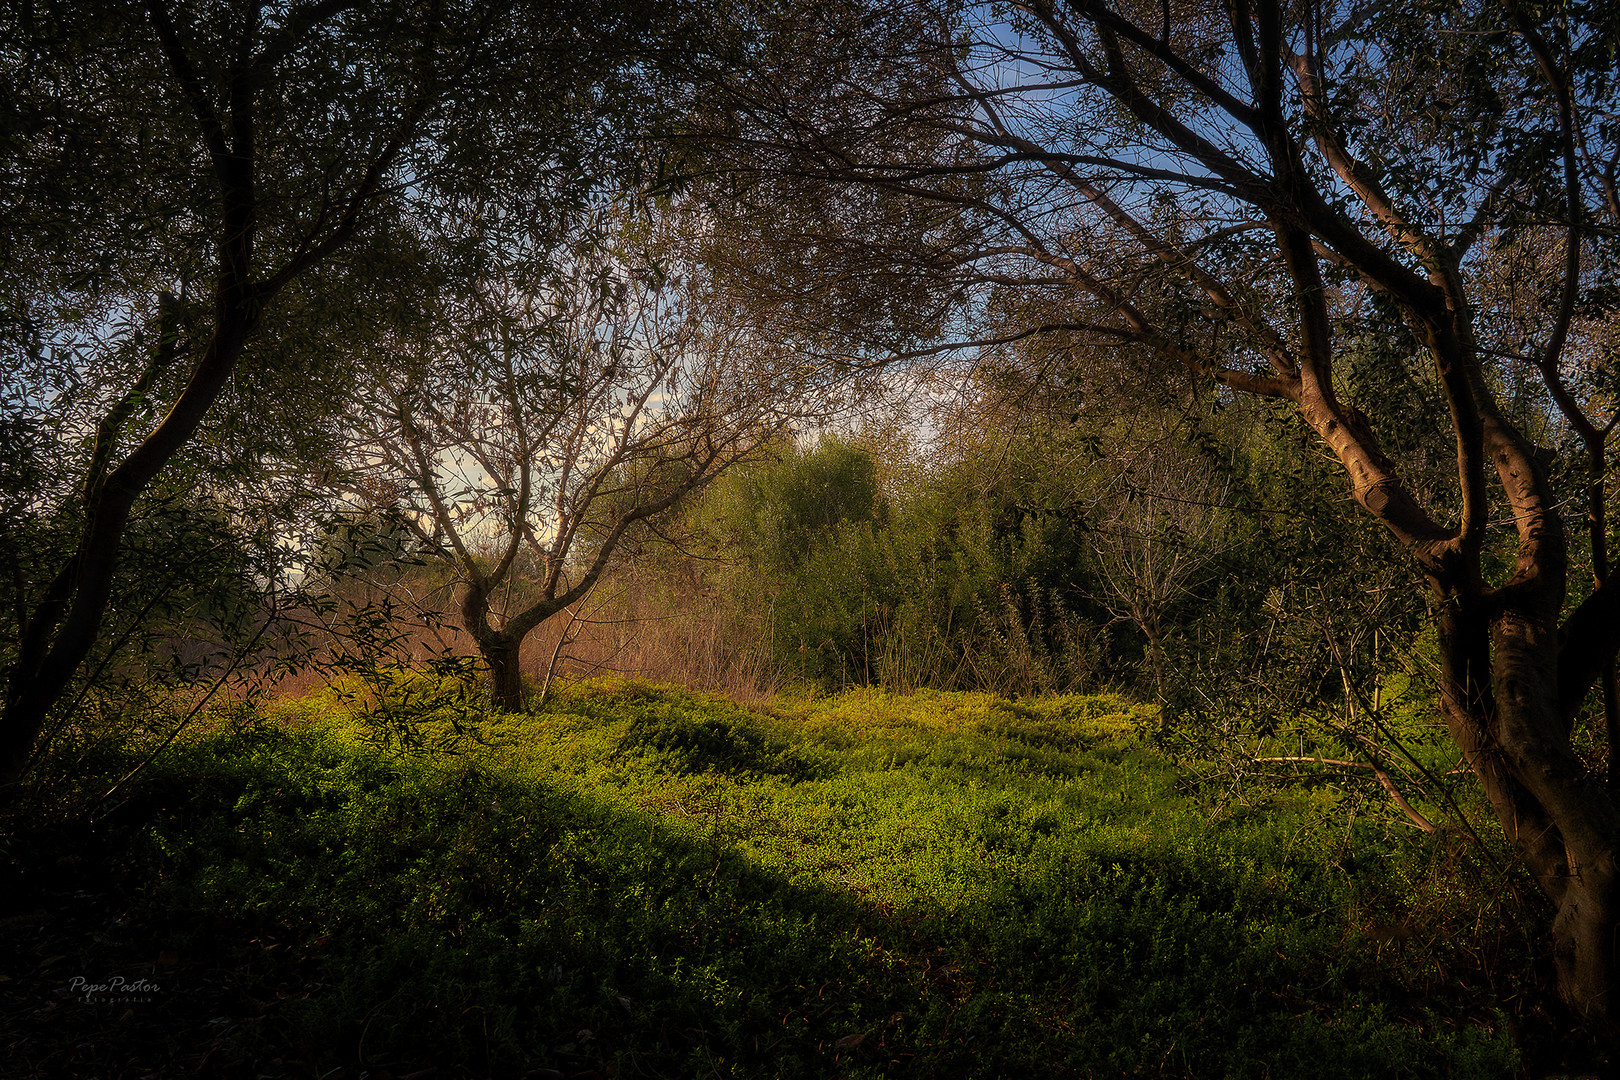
(460, 579), (552, 716)
(1499, 613), (1620, 1043)
(1442, 599), (1620, 1043)
(1553, 871), (1620, 1046)
(479, 635), (525, 714)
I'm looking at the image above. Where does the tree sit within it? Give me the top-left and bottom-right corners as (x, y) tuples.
(0, 0), (652, 782)
(342, 199), (826, 711)
(1088, 435), (1234, 707)
(697, 0), (1620, 1044)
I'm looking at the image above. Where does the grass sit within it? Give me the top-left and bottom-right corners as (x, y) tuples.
(2, 677), (1540, 1078)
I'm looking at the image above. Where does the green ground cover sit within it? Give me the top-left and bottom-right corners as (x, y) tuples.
(4, 680), (1536, 1077)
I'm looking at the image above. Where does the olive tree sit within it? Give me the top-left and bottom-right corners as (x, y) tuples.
(0, 0), (655, 782)
(696, 0), (1620, 1042)
(343, 200), (829, 710)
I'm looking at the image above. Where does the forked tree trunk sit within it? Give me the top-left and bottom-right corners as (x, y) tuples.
(461, 580), (556, 716)
(479, 634), (526, 714)
(1439, 599), (1620, 1045)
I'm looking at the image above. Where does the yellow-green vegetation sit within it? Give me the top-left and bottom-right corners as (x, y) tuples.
(30, 679), (1529, 1077)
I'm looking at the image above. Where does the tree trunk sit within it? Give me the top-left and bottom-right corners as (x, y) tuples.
(479, 634), (526, 714)
(1145, 618), (1168, 705)
(1500, 616), (1620, 1046)
(1, 290), (256, 786)
(1440, 598), (1620, 1046)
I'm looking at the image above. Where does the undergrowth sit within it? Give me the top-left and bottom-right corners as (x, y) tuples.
(2, 677), (1540, 1078)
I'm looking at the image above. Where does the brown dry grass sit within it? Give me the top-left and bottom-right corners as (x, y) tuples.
(268, 563), (783, 707)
